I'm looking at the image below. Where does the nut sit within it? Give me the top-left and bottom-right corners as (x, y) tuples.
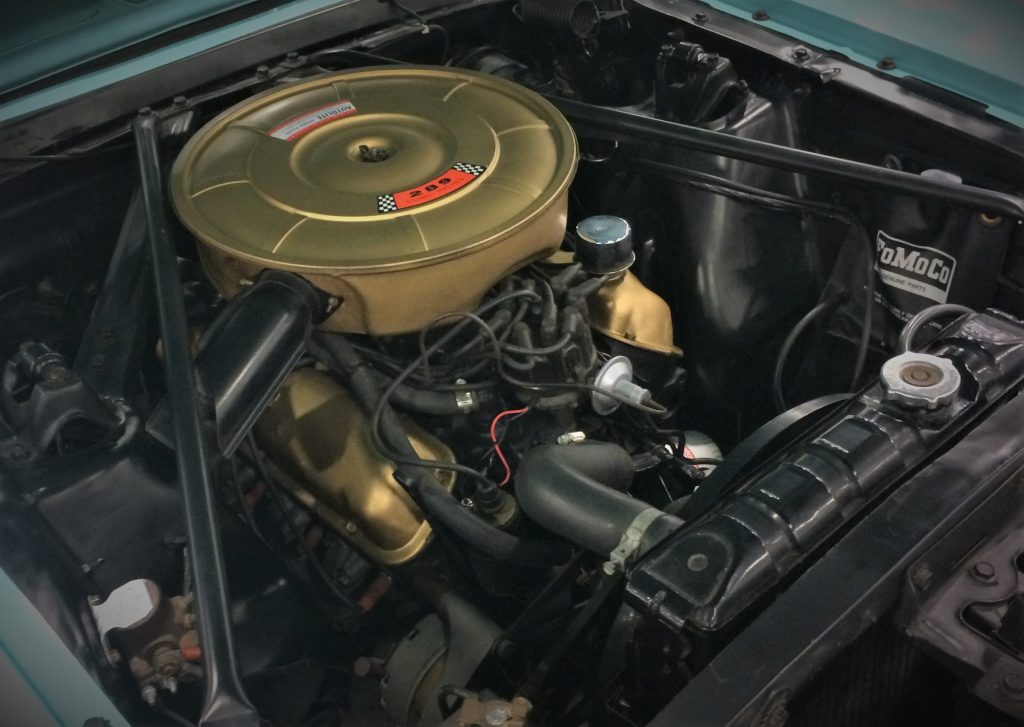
(1003, 673), (1024, 699)
(971, 561), (997, 583)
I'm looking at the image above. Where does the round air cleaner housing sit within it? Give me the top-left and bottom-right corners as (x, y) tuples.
(170, 66), (578, 334)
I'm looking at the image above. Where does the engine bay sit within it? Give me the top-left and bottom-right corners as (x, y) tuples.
(2, 2), (1024, 726)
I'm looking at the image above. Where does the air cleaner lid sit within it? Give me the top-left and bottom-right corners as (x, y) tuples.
(170, 66), (577, 273)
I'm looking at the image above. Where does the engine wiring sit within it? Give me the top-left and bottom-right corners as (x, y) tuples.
(490, 407), (530, 486)
(420, 308), (670, 415)
(359, 287), (672, 493)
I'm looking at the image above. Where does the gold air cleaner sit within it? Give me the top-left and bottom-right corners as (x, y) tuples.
(170, 66), (578, 334)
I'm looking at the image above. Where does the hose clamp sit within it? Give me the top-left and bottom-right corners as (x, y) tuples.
(605, 507), (663, 574)
(455, 390), (476, 412)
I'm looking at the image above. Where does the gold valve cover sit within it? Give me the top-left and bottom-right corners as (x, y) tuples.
(170, 66), (578, 334)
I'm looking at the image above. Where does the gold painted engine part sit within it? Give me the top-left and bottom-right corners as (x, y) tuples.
(170, 66), (578, 335)
(254, 368), (454, 565)
(589, 271), (683, 356)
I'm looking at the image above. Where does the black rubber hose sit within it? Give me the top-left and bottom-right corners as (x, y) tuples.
(898, 303), (974, 353)
(515, 443), (683, 556)
(409, 478), (569, 565)
(772, 295), (845, 412)
(310, 335), (570, 566)
(368, 369), (489, 415)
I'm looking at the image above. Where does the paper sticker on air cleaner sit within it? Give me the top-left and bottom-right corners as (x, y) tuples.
(266, 100), (358, 141)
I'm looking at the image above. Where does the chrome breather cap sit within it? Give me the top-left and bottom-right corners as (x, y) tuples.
(575, 215), (635, 275)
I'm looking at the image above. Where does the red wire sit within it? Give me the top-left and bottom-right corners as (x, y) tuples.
(490, 407), (529, 486)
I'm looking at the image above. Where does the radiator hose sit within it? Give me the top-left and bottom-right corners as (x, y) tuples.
(515, 443), (683, 557)
(311, 334), (570, 566)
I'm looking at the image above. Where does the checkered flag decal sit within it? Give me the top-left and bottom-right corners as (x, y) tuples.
(452, 162), (485, 176)
(376, 163), (487, 214)
(377, 194), (398, 213)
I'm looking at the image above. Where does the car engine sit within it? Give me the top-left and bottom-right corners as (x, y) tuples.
(2, 2), (1024, 726)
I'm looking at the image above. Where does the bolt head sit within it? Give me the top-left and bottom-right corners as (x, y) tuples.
(974, 561), (995, 577)
(693, 12), (708, 22)
(910, 565), (932, 590)
(41, 364), (70, 384)
(485, 706), (510, 726)
(1004, 674), (1024, 694)
(687, 553), (709, 572)
(753, 9), (770, 20)
(971, 561), (997, 583)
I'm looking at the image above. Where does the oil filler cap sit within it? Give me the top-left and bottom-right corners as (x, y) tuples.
(575, 215), (635, 275)
(880, 352), (961, 410)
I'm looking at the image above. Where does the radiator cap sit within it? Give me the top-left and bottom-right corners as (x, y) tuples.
(881, 352), (960, 410)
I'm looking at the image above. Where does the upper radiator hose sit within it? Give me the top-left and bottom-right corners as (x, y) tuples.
(515, 443), (683, 557)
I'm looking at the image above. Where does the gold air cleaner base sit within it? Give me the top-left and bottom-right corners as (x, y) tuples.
(170, 66), (578, 334)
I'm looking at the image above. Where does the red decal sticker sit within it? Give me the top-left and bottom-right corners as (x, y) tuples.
(377, 163), (486, 213)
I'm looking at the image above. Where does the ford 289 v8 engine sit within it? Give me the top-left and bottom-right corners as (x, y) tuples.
(1, 2), (1024, 726)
